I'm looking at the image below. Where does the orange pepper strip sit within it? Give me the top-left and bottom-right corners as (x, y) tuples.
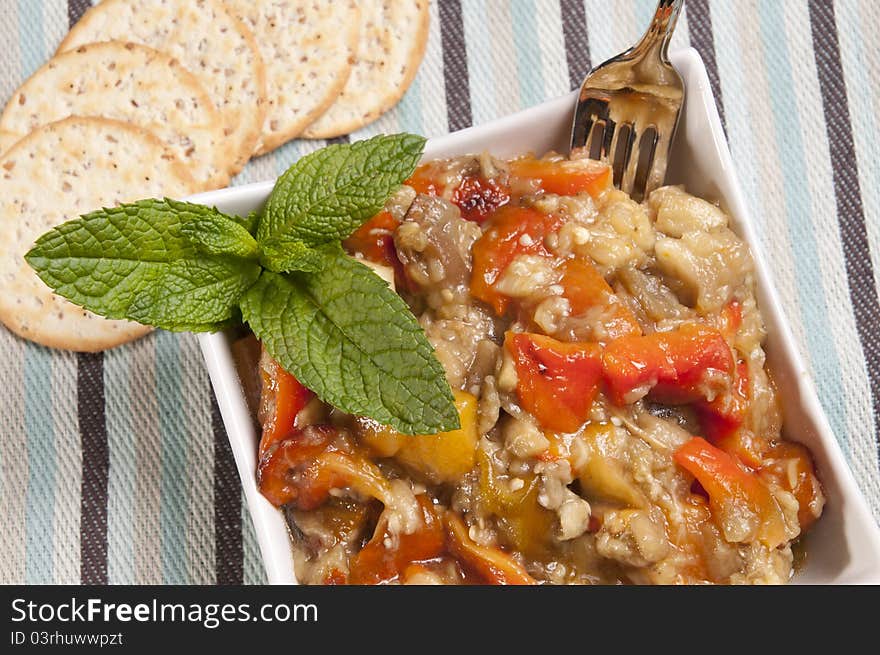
(445, 512), (536, 585)
(471, 205), (566, 315)
(258, 365), (315, 459)
(719, 299), (743, 337)
(257, 427), (393, 511)
(674, 437), (788, 548)
(760, 441), (824, 533)
(405, 164), (445, 196)
(257, 426), (339, 508)
(343, 210), (398, 266)
(602, 324), (735, 405)
(343, 210), (411, 292)
(695, 361), (766, 469)
(558, 258), (641, 339)
(695, 361), (750, 442)
(508, 157), (611, 197)
(506, 332), (603, 433)
(349, 496), (445, 585)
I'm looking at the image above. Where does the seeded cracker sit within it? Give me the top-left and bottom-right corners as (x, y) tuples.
(224, 0), (360, 155)
(301, 0), (429, 139)
(0, 117), (198, 351)
(0, 42), (228, 189)
(58, 0), (265, 177)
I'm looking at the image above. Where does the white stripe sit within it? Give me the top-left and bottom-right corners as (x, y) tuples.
(536, 0), (568, 98)
(485, 0), (519, 117)
(421, 0), (449, 136)
(670, 0), (690, 50)
(462, 0), (494, 125)
(41, 0), (65, 54)
(0, 332), (27, 583)
(233, 151), (277, 187)
(581, 0), (627, 65)
(847, 0), (880, 315)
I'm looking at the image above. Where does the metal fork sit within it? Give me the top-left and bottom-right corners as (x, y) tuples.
(570, 0), (684, 202)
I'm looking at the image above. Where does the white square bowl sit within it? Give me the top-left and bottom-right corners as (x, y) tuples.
(195, 48), (880, 584)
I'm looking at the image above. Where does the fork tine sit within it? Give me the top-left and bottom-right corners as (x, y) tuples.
(601, 117), (615, 161)
(633, 127), (659, 200)
(609, 122), (634, 187)
(620, 125), (642, 198)
(569, 0), (684, 197)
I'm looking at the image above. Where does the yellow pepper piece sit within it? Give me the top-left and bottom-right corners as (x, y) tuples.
(396, 390), (479, 483)
(358, 417), (407, 457)
(578, 423), (648, 508)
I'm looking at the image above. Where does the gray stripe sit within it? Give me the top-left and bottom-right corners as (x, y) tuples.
(686, 0), (726, 133)
(438, 0), (471, 132)
(808, 0), (880, 460)
(67, 0), (89, 29)
(212, 394), (242, 584)
(77, 351), (107, 585)
(560, 0), (591, 91)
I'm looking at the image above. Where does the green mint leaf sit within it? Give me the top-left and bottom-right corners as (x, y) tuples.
(240, 252), (459, 435)
(181, 212), (259, 258)
(259, 237), (325, 273)
(236, 211), (260, 234)
(257, 133), (426, 247)
(25, 198), (261, 331)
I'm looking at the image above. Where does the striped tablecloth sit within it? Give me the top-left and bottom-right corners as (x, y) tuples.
(1, 0), (878, 584)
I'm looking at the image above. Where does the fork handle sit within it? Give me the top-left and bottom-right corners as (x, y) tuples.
(632, 0), (684, 63)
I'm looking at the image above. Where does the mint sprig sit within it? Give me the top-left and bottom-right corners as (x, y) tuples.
(241, 253), (457, 434)
(258, 133), (426, 247)
(25, 199), (261, 331)
(25, 134), (459, 435)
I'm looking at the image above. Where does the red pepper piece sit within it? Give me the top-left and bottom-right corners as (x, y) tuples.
(471, 205), (565, 315)
(506, 332), (603, 433)
(259, 364), (315, 459)
(349, 496), (446, 585)
(558, 258), (641, 339)
(508, 157), (611, 197)
(674, 437), (788, 548)
(602, 324), (735, 405)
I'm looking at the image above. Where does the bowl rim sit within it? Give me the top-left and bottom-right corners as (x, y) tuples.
(196, 47), (880, 585)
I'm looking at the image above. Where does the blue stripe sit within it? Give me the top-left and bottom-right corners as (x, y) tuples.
(634, 0), (658, 33)
(709, 0), (762, 224)
(104, 347), (134, 584)
(156, 331), (187, 582)
(24, 344), (55, 584)
(17, 0), (44, 77)
(274, 141), (301, 177)
(757, 0), (848, 448)
(509, 0), (543, 109)
(396, 69), (423, 135)
(461, 0), (494, 124)
(241, 493), (267, 585)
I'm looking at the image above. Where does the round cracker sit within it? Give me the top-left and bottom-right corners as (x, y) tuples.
(0, 41), (228, 189)
(301, 0), (429, 139)
(223, 0), (360, 155)
(58, 0), (265, 177)
(0, 117), (198, 352)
